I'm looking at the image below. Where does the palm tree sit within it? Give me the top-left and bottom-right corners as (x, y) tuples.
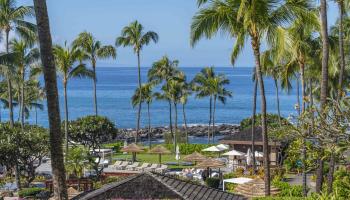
(192, 67), (215, 144)
(53, 42), (94, 154)
(131, 83), (154, 148)
(177, 72), (191, 143)
(116, 21), (158, 143)
(73, 31), (116, 116)
(0, 0), (36, 128)
(33, 0), (68, 198)
(191, 0), (312, 195)
(211, 74), (232, 141)
(148, 56), (179, 141)
(317, 0), (329, 193)
(10, 38), (40, 127)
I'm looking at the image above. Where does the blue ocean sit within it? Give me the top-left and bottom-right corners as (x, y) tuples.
(7, 67), (299, 128)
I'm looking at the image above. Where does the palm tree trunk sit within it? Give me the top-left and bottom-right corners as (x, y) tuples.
(35, 105), (38, 125)
(147, 103), (151, 148)
(33, 1), (68, 198)
(208, 96), (212, 144)
(182, 103), (188, 143)
(136, 51), (142, 143)
(302, 137), (307, 196)
(273, 78), (281, 126)
(252, 36), (270, 196)
(252, 78), (258, 173)
(317, 0), (329, 193)
(21, 68), (25, 127)
(327, 150), (336, 194)
(63, 80), (69, 157)
(212, 95), (217, 143)
(5, 30), (14, 127)
(296, 74), (301, 116)
(299, 61), (306, 113)
(174, 102), (178, 147)
(92, 61), (98, 116)
(337, 1), (345, 100)
(5, 27), (19, 190)
(168, 100), (174, 148)
(299, 60), (307, 196)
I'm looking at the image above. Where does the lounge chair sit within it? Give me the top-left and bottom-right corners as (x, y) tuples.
(116, 161), (129, 170)
(136, 163), (150, 171)
(113, 161), (122, 167)
(145, 164), (159, 172)
(155, 165), (168, 174)
(126, 162), (140, 171)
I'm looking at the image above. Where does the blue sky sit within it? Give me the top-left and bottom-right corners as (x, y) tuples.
(20, 0), (339, 67)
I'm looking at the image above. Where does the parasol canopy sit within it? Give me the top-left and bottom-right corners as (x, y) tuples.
(223, 149), (245, 156)
(149, 145), (171, 164)
(202, 146), (225, 152)
(216, 144), (229, 150)
(121, 143), (144, 153)
(183, 152), (207, 162)
(195, 158), (226, 168)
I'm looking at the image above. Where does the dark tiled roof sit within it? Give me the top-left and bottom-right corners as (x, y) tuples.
(220, 127), (263, 142)
(73, 172), (246, 200)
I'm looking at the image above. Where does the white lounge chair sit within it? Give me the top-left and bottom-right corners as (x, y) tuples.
(136, 163), (150, 171)
(113, 161), (122, 167)
(116, 161), (128, 170)
(126, 162), (139, 171)
(145, 164), (159, 172)
(155, 165), (168, 174)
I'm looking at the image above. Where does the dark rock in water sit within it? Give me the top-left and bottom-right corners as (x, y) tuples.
(116, 124), (239, 141)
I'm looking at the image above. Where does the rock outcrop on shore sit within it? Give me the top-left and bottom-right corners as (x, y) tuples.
(116, 124), (239, 140)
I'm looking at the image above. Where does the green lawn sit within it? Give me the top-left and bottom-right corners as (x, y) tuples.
(113, 153), (190, 169)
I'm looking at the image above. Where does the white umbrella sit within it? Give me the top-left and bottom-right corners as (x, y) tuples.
(246, 148), (252, 165)
(175, 145), (180, 161)
(216, 144), (229, 150)
(123, 140), (128, 154)
(202, 146), (224, 152)
(254, 151), (264, 158)
(223, 149), (245, 156)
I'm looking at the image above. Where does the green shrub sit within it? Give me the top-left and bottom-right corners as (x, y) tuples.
(223, 172), (237, 179)
(235, 167), (245, 176)
(103, 142), (123, 152)
(333, 167), (350, 198)
(272, 179), (304, 197)
(205, 177), (220, 189)
(18, 187), (47, 197)
(225, 182), (237, 192)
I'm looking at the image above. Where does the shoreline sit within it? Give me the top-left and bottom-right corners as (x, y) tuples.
(116, 124), (240, 141)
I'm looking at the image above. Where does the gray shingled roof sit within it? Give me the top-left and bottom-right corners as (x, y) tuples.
(73, 172), (246, 200)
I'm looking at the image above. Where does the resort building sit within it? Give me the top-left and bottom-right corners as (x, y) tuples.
(72, 172), (246, 200)
(220, 126), (281, 166)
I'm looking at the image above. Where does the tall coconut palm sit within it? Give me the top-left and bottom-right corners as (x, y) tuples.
(53, 42), (94, 154)
(33, 0), (68, 198)
(0, 0), (36, 128)
(192, 67), (215, 144)
(73, 31), (116, 116)
(116, 21), (158, 143)
(177, 72), (191, 143)
(131, 83), (154, 148)
(211, 74), (232, 141)
(316, 0), (329, 193)
(191, 0), (312, 195)
(167, 78), (183, 147)
(10, 38), (40, 127)
(335, 0), (346, 100)
(148, 56), (179, 141)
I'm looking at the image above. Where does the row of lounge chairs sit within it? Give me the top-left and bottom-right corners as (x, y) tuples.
(113, 161), (168, 173)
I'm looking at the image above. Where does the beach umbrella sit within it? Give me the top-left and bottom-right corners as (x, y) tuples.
(121, 143), (144, 162)
(246, 148), (252, 166)
(175, 145), (180, 164)
(123, 140), (128, 154)
(222, 149), (245, 156)
(149, 145), (171, 164)
(195, 158), (226, 178)
(183, 152), (207, 165)
(202, 146), (224, 152)
(216, 144), (229, 150)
